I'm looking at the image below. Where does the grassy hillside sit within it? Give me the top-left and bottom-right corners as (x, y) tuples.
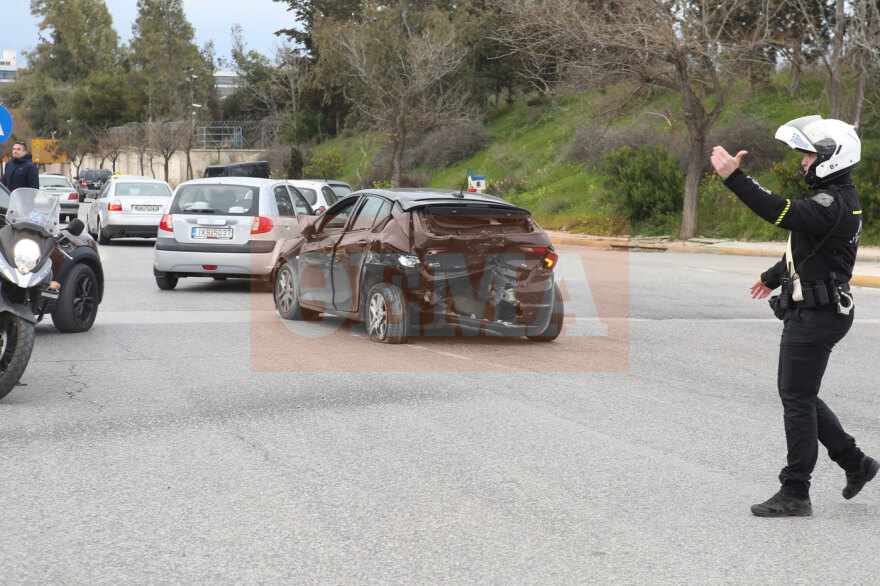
(303, 71), (880, 244)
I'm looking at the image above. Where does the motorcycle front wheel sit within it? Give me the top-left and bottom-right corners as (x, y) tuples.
(0, 314), (35, 400)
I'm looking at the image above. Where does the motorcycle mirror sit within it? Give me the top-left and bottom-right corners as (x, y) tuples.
(66, 218), (85, 236)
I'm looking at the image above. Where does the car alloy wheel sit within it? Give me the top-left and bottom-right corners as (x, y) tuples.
(275, 266), (296, 315)
(367, 291), (388, 341)
(274, 263), (318, 320)
(365, 283), (408, 344)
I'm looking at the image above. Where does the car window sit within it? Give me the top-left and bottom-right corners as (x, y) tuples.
(274, 186), (295, 217)
(321, 186), (339, 206)
(295, 186), (317, 205)
(40, 176), (73, 188)
(288, 187), (312, 216)
(84, 170), (111, 181)
(115, 182), (172, 197)
(171, 184), (258, 215)
(349, 196), (388, 232)
(320, 197), (359, 234)
(96, 182), (112, 199)
(329, 184), (352, 198)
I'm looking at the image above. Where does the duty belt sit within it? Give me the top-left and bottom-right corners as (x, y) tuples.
(793, 280), (850, 309)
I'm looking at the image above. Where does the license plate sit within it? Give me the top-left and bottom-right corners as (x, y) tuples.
(192, 227), (233, 239)
(135, 205), (161, 212)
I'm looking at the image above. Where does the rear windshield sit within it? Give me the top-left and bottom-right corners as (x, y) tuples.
(415, 204), (534, 236)
(170, 184), (259, 215)
(83, 170), (112, 180)
(116, 182), (172, 197)
(204, 163), (269, 178)
(329, 184), (351, 198)
(40, 176), (72, 188)
(296, 187), (318, 205)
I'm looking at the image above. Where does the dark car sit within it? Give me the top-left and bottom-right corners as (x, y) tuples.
(0, 183), (104, 332)
(76, 168), (113, 202)
(203, 161), (270, 179)
(271, 188), (563, 343)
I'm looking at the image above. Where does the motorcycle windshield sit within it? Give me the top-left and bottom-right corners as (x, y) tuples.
(7, 188), (61, 234)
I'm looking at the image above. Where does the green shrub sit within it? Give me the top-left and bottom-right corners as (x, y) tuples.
(303, 148), (345, 179)
(696, 173), (786, 241)
(602, 144), (685, 224)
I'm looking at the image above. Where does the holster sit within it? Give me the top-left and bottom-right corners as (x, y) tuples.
(768, 277), (792, 320)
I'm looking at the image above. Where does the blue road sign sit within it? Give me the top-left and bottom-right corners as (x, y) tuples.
(0, 104), (13, 145)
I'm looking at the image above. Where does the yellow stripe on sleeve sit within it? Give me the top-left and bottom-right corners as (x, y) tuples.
(774, 200), (791, 225)
(854, 210), (862, 215)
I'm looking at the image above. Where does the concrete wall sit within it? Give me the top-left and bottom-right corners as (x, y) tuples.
(56, 149), (269, 188)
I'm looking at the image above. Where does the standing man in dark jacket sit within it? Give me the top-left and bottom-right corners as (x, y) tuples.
(710, 115), (878, 517)
(1, 140), (39, 190)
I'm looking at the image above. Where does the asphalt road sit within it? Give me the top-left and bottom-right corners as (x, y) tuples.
(3, 232), (880, 584)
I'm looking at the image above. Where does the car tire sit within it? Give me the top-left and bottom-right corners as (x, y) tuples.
(526, 283), (564, 342)
(51, 263), (100, 333)
(96, 219), (110, 245)
(155, 272), (178, 290)
(274, 263), (319, 320)
(0, 314), (35, 401)
(364, 283), (409, 344)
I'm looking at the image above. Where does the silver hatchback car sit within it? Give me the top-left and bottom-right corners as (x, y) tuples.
(86, 176), (173, 243)
(153, 177), (313, 290)
(38, 174), (80, 221)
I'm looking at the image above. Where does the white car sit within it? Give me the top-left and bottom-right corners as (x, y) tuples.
(38, 174), (80, 221)
(287, 179), (352, 214)
(153, 177), (314, 290)
(86, 176), (173, 244)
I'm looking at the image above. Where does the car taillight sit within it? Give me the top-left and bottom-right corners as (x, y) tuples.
(202, 265), (218, 271)
(68, 193), (78, 200)
(518, 246), (557, 269)
(80, 179), (87, 187)
(108, 199), (122, 211)
(159, 214), (174, 232)
(251, 216), (273, 234)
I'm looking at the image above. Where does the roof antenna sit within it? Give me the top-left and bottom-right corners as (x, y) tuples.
(457, 169), (469, 198)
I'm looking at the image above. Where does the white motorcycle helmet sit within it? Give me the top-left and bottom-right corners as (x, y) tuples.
(774, 115), (860, 187)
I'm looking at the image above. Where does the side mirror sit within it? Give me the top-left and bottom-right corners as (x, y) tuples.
(66, 218), (85, 236)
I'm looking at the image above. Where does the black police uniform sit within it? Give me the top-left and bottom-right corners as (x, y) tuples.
(724, 167), (866, 498)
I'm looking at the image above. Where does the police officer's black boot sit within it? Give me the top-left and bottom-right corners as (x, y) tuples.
(843, 456), (880, 500)
(751, 482), (812, 517)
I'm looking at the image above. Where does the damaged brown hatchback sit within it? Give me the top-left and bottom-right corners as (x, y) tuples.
(272, 188), (563, 343)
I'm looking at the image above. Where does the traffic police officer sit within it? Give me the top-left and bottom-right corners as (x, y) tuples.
(711, 115), (878, 517)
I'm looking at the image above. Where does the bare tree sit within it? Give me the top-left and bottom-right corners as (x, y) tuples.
(848, 0), (880, 128)
(121, 123), (151, 176)
(493, 0), (786, 239)
(94, 127), (127, 172)
(148, 121), (188, 182)
(315, 7), (473, 187)
(273, 46), (313, 146)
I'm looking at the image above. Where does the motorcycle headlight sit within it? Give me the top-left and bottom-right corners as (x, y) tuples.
(14, 238), (41, 274)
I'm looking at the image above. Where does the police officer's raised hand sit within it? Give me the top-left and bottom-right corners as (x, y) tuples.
(710, 146), (748, 179)
(749, 278), (772, 299)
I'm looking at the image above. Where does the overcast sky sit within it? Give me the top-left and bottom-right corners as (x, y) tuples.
(2, 0), (298, 68)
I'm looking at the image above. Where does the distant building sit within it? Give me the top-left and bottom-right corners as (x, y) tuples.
(214, 70), (241, 99)
(0, 50), (19, 86)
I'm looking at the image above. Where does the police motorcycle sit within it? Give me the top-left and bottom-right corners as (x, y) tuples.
(0, 188), (86, 400)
